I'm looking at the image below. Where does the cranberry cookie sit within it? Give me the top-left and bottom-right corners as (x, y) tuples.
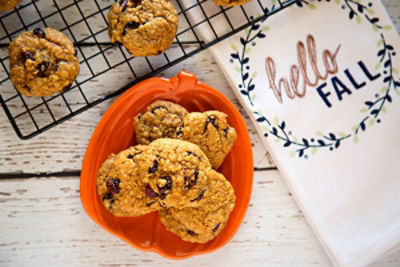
(96, 145), (160, 217)
(159, 170), (236, 243)
(107, 0), (178, 57)
(175, 111), (237, 169)
(8, 27), (80, 97)
(143, 138), (212, 209)
(134, 100), (188, 145)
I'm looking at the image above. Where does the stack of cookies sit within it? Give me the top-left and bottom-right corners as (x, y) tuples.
(134, 100), (237, 169)
(96, 100), (238, 243)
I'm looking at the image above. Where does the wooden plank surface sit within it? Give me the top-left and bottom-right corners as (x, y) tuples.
(0, 171), (330, 266)
(1, 0), (400, 266)
(1, 171), (399, 266)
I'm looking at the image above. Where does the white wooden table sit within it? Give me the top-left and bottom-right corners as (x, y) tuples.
(1, 1), (400, 266)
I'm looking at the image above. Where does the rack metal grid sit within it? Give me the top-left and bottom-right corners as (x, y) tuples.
(0, 0), (296, 139)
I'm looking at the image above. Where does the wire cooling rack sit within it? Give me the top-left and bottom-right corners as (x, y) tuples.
(0, 0), (296, 139)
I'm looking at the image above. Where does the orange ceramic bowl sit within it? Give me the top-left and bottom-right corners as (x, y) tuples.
(80, 71), (253, 259)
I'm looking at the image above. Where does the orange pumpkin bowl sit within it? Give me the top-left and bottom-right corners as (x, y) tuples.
(80, 71), (253, 259)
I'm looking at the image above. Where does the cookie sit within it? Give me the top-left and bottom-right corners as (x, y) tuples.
(175, 111), (237, 169)
(107, 0), (178, 57)
(143, 138), (211, 209)
(0, 0), (21, 11)
(96, 145), (160, 217)
(8, 27), (80, 97)
(134, 100), (188, 145)
(159, 170), (236, 243)
(213, 0), (251, 7)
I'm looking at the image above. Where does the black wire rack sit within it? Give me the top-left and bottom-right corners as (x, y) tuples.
(0, 0), (296, 139)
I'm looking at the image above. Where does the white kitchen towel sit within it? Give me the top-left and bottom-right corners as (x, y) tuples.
(184, 0), (400, 266)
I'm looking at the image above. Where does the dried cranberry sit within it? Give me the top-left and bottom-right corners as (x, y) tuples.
(176, 124), (184, 136)
(103, 195), (115, 210)
(145, 184), (158, 198)
(184, 168), (199, 190)
(212, 223), (220, 233)
(187, 230), (197, 236)
(102, 192), (113, 201)
(157, 176), (172, 200)
(122, 21), (141, 35)
(146, 201), (156, 207)
(203, 115), (219, 133)
(21, 51), (33, 62)
(33, 28), (45, 38)
(223, 127), (229, 137)
(186, 151), (201, 161)
(190, 189), (205, 202)
(131, 0), (142, 7)
(36, 61), (49, 77)
(127, 151), (142, 160)
(148, 159), (158, 173)
(106, 178), (121, 194)
(193, 169), (199, 183)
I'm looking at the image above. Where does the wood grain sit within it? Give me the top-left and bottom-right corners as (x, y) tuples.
(1, 171), (399, 266)
(0, 171), (329, 266)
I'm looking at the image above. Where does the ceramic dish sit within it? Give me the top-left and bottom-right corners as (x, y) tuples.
(80, 71), (253, 259)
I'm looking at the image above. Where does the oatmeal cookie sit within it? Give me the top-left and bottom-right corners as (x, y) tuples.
(213, 0), (251, 7)
(159, 170), (236, 243)
(175, 111), (237, 169)
(134, 100), (188, 145)
(8, 27), (80, 97)
(142, 138), (211, 209)
(107, 0), (178, 57)
(0, 0), (21, 11)
(96, 145), (160, 217)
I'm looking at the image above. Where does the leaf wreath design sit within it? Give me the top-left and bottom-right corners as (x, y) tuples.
(254, 111), (351, 158)
(230, 0), (400, 158)
(230, 20), (267, 106)
(351, 40), (400, 142)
